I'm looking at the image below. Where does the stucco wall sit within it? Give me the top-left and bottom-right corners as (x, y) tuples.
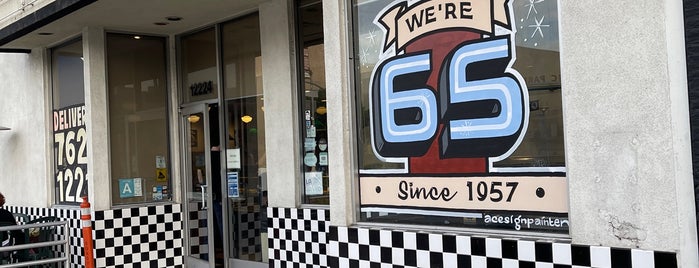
(561, 0), (697, 266)
(0, 50), (50, 207)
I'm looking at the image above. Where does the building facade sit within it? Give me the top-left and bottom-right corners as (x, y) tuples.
(0, 0), (697, 267)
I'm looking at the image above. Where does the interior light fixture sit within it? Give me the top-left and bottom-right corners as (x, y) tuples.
(316, 106), (327, 115)
(133, 35), (141, 40)
(241, 115), (253, 123)
(187, 115), (200, 123)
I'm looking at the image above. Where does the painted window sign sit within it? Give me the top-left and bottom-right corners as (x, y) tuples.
(355, 0), (566, 233)
(372, 36), (525, 158)
(52, 38), (87, 205)
(53, 104), (88, 204)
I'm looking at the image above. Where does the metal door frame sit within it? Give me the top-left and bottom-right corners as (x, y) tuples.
(181, 104), (216, 268)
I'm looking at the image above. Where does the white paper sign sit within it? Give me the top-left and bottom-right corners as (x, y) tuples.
(133, 178), (143, 196)
(155, 155), (166, 169)
(304, 153), (318, 167)
(305, 172), (323, 195)
(226, 149), (241, 169)
(306, 125), (316, 138)
(304, 138), (316, 152)
(319, 152), (328, 166)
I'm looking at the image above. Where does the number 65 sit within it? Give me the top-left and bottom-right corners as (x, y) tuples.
(371, 36), (527, 158)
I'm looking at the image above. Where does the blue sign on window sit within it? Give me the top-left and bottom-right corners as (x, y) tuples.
(227, 172), (239, 198)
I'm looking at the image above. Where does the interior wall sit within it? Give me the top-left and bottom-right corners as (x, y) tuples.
(0, 50), (50, 207)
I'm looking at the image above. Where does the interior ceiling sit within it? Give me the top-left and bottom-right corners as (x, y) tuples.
(2, 0), (264, 49)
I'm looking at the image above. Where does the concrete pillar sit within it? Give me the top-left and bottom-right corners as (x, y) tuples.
(83, 26), (111, 211)
(324, 0), (356, 226)
(259, 0), (301, 208)
(560, 0), (698, 266)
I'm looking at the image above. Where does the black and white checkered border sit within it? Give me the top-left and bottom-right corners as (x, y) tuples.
(328, 226), (678, 268)
(93, 203), (184, 268)
(267, 207), (678, 268)
(268, 207), (330, 268)
(6, 206), (83, 268)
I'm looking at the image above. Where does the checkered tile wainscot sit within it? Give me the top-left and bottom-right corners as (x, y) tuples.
(93, 204), (184, 267)
(268, 207), (678, 268)
(7, 206), (82, 267)
(232, 194), (264, 260)
(187, 201), (209, 260)
(268, 207), (330, 268)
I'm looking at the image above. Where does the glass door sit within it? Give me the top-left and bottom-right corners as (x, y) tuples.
(225, 97), (267, 268)
(220, 13), (267, 268)
(182, 104), (215, 268)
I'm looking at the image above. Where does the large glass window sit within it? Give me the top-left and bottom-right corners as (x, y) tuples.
(107, 33), (170, 205)
(353, 0), (567, 233)
(181, 28), (218, 104)
(51, 38), (87, 205)
(221, 14), (268, 263)
(297, 0), (329, 205)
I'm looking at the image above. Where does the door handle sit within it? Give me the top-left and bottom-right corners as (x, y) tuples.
(199, 184), (208, 210)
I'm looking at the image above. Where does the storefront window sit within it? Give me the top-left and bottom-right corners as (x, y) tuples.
(353, 0), (567, 233)
(298, 0), (329, 205)
(106, 33), (170, 205)
(51, 38), (87, 205)
(221, 14), (268, 262)
(181, 28), (218, 104)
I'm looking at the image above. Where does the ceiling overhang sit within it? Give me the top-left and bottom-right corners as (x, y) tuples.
(0, 0), (264, 50)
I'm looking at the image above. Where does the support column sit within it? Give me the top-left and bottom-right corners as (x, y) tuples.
(260, 0), (301, 208)
(324, 0), (356, 226)
(83, 26), (111, 211)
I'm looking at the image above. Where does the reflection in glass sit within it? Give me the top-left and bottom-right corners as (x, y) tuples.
(106, 33), (170, 205)
(298, 0), (330, 205)
(51, 38), (86, 205)
(184, 111), (212, 262)
(181, 28), (218, 104)
(52, 39), (84, 108)
(221, 14), (268, 263)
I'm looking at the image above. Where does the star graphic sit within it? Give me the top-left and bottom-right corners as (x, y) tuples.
(528, 16), (549, 38)
(366, 29), (377, 45)
(359, 48), (370, 65)
(525, 0), (544, 19)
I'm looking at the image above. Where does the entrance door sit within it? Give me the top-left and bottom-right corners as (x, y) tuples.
(224, 97), (268, 268)
(182, 104), (217, 268)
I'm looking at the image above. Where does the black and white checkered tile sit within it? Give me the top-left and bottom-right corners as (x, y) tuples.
(187, 201), (209, 260)
(268, 207), (330, 268)
(231, 196), (263, 260)
(7, 206), (82, 267)
(327, 226), (678, 268)
(267, 207), (678, 268)
(93, 204), (184, 268)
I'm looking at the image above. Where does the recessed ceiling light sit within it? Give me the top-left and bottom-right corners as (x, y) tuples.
(165, 16), (182, 21)
(133, 36), (141, 40)
(37, 32), (53, 36)
(154, 22), (169, 26)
